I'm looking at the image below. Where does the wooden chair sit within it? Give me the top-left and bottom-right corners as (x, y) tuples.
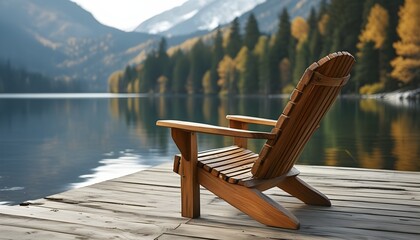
(156, 52), (355, 229)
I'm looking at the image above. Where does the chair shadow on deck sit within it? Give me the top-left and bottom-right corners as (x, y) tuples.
(157, 52), (355, 229)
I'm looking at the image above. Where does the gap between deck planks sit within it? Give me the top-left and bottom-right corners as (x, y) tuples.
(0, 163), (419, 240)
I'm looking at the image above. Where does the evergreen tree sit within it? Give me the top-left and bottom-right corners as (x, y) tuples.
(293, 40), (310, 84)
(157, 37), (170, 77)
(254, 36), (270, 95)
(244, 13), (260, 51)
(354, 41), (380, 92)
(307, 7), (322, 60)
(172, 50), (190, 94)
(141, 51), (159, 93)
(276, 9), (292, 61)
(328, 0), (364, 55)
(391, 0), (420, 86)
(209, 27), (224, 94)
(226, 17), (242, 58)
(269, 8), (291, 93)
(244, 50), (259, 94)
(307, 7), (317, 35)
(188, 39), (211, 93)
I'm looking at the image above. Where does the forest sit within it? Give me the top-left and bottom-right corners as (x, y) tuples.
(109, 0), (420, 95)
(0, 61), (82, 93)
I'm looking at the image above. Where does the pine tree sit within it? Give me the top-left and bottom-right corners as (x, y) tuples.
(328, 0), (364, 55)
(254, 36), (270, 95)
(293, 40), (310, 84)
(307, 7), (322, 61)
(188, 39), (211, 93)
(391, 0), (420, 86)
(226, 17), (242, 58)
(269, 8), (291, 93)
(172, 50), (190, 94)
(157, 37), (170, 78)
(209, 27), (224, 94)
(354, 41), (380, 92)
(244, 13), (260, 51)
(141, 51), (159, 93)
(276, 9), (292, 61)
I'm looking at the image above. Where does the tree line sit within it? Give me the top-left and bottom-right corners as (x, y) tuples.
(0, 60), (82, 93)
(109, 0), (419, 95)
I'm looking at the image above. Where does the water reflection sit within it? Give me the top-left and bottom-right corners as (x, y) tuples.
(1, 95), (418, 205)
(0, 97), (170, 205)
(111, 96), (420, 172)
(71, 149), (150, 188)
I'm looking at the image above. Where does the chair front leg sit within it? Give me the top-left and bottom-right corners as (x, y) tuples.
(171, 129), (200, 218)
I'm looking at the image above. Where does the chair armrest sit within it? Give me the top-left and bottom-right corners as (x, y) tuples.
(156, 120), (276, 140)
(226, 115), (277, 127)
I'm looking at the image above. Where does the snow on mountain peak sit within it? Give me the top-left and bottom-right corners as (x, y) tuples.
(135, 0), (266, 36)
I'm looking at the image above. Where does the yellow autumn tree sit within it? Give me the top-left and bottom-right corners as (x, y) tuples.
(108, 70), (123, 93)
(358, 4), (389, 50)
(235, 46), (248, 73)
(217, 55), (237, 95)
(391, 0), (420, 85)
(291, 17), (309, 43)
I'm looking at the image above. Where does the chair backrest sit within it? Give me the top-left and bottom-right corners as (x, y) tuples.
(251, 52), (355, 179)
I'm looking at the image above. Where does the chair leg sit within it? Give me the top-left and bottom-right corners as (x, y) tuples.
(171, 129), (200, 218)
(180, 156), (200, 218)
(198, 168), (300, 229)
(278, 176), (331, 206)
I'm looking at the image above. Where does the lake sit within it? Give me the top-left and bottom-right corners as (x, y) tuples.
(0, 94), (419, 205)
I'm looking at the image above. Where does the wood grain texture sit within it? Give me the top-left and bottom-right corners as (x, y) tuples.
(157, 52), (356, 230)
(157, 120), (276, 140)
(0, 163), (419, 239)
(226, 115), (277, 126)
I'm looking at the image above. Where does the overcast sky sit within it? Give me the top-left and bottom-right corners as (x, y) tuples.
(71, 0), (188, 31)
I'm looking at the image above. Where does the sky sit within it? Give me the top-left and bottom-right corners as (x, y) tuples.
(71, 0), (188, 31)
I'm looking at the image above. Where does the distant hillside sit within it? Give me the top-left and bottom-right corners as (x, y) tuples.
(134, 0), (265, 37)
(0, 0), (158, 91)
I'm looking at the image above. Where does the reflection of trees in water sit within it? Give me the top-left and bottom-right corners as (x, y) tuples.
(110, 96), (285, 154)
(110, 96), (420, 171)
(391, 113), (420, 171)
(299, 98), (420, 171)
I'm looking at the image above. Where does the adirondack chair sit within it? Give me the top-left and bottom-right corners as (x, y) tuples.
(156, 52), (355, 229)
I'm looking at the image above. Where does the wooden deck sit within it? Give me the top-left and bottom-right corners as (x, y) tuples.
(0, 163), (419, 239)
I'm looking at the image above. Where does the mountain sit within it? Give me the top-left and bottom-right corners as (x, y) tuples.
(0, 0), (157, 91)
(134, 0), (265, 37)
(136, 0), (321, 38)
(237, 0), (322, 34)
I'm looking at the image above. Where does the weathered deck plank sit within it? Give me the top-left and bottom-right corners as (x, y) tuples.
(0, 163), (419, 240)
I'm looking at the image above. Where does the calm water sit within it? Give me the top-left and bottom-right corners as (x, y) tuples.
(0, 94), (419, 205)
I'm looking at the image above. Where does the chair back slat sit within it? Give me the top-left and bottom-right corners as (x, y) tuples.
(251, 52), (355, 179)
